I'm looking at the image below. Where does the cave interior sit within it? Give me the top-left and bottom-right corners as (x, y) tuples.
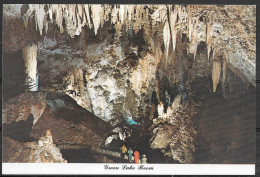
(2, 4), (256, 164)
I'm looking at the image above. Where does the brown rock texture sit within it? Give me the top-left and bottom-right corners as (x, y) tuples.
(3, 136), (66, 163)
(30, 104), (109, 149)
(3, 91), (112, 160)
(2, 92), (47, 125)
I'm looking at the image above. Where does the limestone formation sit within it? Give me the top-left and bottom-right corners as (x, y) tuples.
(22, 44), (38, 91)
(3, 4), (256, 87)
(150, 95), (200, 163)
(2, 4), (256, 164)
(3, 135), (67, 163)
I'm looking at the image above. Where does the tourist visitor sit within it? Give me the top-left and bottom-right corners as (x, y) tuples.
(134, 150), (140, 164)
(128, 148), (133, 162)
(120, 144), (127, 159)
(141, 154), (147, 164)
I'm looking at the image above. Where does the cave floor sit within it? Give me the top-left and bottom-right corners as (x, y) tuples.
(61, 148), (130, 163)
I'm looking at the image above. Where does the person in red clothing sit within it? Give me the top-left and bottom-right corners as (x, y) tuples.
(133, 150), (140, 164)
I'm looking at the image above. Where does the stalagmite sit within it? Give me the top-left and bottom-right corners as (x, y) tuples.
(45, 128), (53, 144)
(158, 101), (164, 116)
(212, 58), (221, 92)
(22, 44), (38, 91)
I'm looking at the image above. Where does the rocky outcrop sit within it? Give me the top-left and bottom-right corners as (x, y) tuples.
(37, 39), (157, 125)
(150, 94), (200, 163)
(2, 92), (47, 126)
(31, 93), (112, 148)
(3, 134), (66, 163)
(3, 92), (112, 152)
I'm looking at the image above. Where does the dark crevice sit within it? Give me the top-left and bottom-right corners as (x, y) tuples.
(3, 114), (35, 142)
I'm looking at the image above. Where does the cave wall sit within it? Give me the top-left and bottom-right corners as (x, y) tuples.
(3, 50), (27, 100)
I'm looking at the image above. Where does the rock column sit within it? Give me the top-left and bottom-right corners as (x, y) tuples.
(22, 44), (38, 91)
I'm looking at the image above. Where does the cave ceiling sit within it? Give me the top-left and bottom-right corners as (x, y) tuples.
(3, 4), (256, 86)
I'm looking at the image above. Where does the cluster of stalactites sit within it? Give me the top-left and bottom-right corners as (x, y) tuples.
(23, 5), (224, 58)
(23, 4), (255, 90)
(23, 5), (200, 52)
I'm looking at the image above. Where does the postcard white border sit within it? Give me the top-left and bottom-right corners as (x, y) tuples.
(2, 163), (255, 175)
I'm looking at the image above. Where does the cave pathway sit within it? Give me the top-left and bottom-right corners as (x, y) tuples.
(60, 147), (131, 163)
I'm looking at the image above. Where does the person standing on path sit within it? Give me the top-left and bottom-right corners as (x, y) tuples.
(134, 150), (140, 164)
(141, 154), (147, 164)
(128, 148), (133, 162)
(120, 144), (127, 159)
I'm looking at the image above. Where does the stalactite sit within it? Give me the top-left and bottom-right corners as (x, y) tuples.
(188, 16), (193, 42)
(22, 44), (38, 91)
(19, 4), (255, 88)
(168, 5), (178, 51)
(45, 21), (48, 34)
(34, 4), (45, 35)
(91, 5), (104, 35)
(212, 57), (221, 92)
(52, 4), (64, 33)
(48, 5), (53, 20)
(163, 19), (171, 60)
(206, 23), (212, 60)
(222, 57), (227, 83)
(84, 5), (91, 28)
(119, 5), (125, 23)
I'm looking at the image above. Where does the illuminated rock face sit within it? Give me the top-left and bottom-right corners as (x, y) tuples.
(150, 95), (200, 163)
(2, 4), (256, 164)
(37, 39), (157, 125)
